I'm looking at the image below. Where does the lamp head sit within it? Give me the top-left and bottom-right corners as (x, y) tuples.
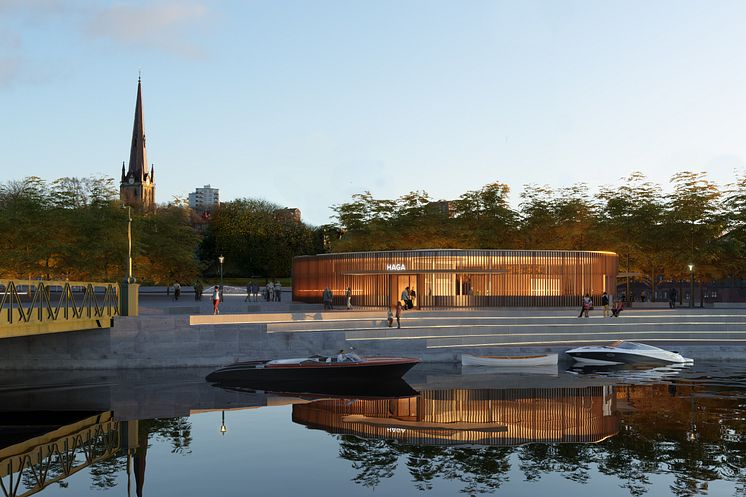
(218, 255), (225, 264)
(688, 264), (694, 272)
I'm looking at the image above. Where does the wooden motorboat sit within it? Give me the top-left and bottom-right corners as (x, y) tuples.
(206, 354), (420, 384)
(461, 353), (559, 367)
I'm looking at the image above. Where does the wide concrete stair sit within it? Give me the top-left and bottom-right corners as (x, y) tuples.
(194, 308), (746, 346)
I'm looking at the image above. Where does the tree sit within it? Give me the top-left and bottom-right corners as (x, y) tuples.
(201, 198), (321, 278)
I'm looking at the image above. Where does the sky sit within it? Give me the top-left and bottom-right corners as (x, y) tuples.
(2, 0), (746, 225)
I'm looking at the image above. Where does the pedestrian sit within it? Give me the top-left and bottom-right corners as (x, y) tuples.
(387, 307), (394, 327)
(245, 281), (252, 302)
(401, 287), (412, 310)
(611, 299), (625, 317)
(322, 287), (333, 310)
(173, 282), (181, 301)
(578, 293), (591, 318)
(410, 288), (417, 309)
(346, 287), (352, 310)
(266, 281), (273, 302)
(641, 290), (647, 302)
(211, 285), (221, 315)
(275, 280), (282, 302)
(602, 291), (610, 318)
(194, 281), (203, 301)
(669, 287), (677, 309)
(395, 301), (403, 328)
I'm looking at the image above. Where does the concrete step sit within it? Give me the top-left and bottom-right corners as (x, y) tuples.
(263, 313), (746, 334)
(342, 322), (746, 343)
(423, 328), (746, 349)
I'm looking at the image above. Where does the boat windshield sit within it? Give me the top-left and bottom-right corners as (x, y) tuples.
(612, 341), (659, 351)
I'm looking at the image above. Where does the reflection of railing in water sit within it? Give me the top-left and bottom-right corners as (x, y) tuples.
(293, 386), (619, 446)
(0, 280), (119, 338)
(0, 412), (119, 497)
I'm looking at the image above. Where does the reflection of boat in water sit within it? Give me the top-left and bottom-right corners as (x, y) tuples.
(211, 378), (420, 400)
(461, 353), (558, 367)
(569, 362), (692, 382)
(566, 341), (693, 366)
(206, 355), (420, 384)
(293, 386), (619, 446)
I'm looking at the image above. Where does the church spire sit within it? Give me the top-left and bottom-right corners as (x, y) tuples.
(120, 75), (156, 210)
(127, 76), (147, 181)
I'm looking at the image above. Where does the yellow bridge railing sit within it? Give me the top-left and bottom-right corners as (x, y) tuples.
(0, 412), (119, 497)
(0, 280), (119, 339)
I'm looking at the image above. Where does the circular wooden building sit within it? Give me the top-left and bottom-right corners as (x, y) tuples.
(292, 249), (617, 308)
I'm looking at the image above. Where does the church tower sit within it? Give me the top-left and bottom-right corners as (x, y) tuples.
(120, 77), (156, 210)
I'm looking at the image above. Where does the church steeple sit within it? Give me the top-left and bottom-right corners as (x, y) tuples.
(127, 76), (147, 182)
(120, 76), (156, 210)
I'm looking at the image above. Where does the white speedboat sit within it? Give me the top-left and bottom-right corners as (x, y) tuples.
(566, 340), (693, 366)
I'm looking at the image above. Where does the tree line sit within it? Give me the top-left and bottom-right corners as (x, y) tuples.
(3, 170), (744, 289)
(331, 171), (746, 294)
(0, 176), (322, 284)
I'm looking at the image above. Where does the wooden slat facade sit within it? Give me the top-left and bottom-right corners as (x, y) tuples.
(292, 386), (619, 446)
(293, 250), (618, 307)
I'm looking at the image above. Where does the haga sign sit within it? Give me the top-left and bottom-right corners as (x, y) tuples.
(386, 263), (407, 271)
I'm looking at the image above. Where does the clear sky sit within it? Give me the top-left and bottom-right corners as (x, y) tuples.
(2, 0), (746, 225)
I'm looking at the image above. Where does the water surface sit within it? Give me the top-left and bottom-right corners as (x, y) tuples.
(1, 362), (744, 496)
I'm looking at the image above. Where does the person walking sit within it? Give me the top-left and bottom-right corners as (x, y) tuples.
(173, 282), (181, 301)
(578, 293), (591, 318)
(409, 288), (417, 309)
(387, 307), (394, 327)
(245, 281), (252, 302)
(395, 301), (403, 328)
(275, 281), (282, 302)
(211, 285), (221, 315)
(669, 287), (677, 309)
(322, 287), (333, 310)
(346, 287), (352, 310)
(194, 281), (203, 301)
(602, 291), (610, 318)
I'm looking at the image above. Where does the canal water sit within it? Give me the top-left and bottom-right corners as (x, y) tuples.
(0, 361), (744, 497)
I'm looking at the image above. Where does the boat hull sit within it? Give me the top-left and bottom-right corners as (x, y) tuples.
(206, 357), (419, 384)
(567, 351), (688, 366)
(461, 353), (558, 367)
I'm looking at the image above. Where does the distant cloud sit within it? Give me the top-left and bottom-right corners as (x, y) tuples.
(0, 1), (210, 87)
(85, 2), (209, 58)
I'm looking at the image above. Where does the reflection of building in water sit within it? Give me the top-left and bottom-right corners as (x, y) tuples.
(0, 412), (119, 497)
(293, 387), (619, 446)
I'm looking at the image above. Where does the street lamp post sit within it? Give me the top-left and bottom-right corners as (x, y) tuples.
(218, 255), (224, 290)
(688, 263), (694, 309)
(120, 204), (139, 316)
(220, 410), (227, 435)
(125, 205), (134, 283)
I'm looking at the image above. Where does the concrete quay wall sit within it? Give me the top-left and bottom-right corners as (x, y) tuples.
(2, 309), (746, 369)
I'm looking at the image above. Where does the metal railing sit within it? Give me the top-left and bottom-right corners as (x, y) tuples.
(0, 280), (119, 338)
(0, 412), (119, 497)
